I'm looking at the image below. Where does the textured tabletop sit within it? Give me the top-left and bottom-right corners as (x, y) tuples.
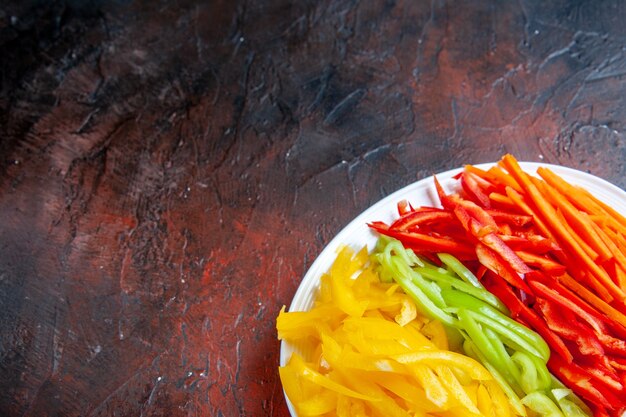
(1, 1), (626, 416)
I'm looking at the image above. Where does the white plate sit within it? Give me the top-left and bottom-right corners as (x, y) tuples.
(279, 161), (626, 416)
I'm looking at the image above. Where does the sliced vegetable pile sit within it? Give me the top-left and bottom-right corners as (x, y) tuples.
(277, 245), (521, 417)
(375, 237), (589, 417)
(370, 154), (626, 417)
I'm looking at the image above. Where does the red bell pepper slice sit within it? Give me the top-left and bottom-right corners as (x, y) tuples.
(446, 195), (532, 276)
(479, 232), (532, 275)
(532, 277), (626, 359)
(533, 298), (625, 396)
(485, 209), (533, 227)
(609, 357), (626, 371)
(590, 405), (611, 417)
(475, 244), (533, 294)
(498, 234), (559, 254)
(514, 251), (566, 275)
(482, 271), (574, 364)
(596, 332), (626, 357)
(433, 176), (453, 209)
(583, 363), (624, 393)
(451, 203), (472, 234)
(389, 208), (455, 231)
(452, 205), (498, 239)
(533, 298), (606, 359)
(451, 195), (498, 229)
(535, 272), (626, 340)
(397, 199), (414, 216)
(526, 274), (607, 335)
(460, 171), (491, 208)
(367, 222), (476, 259)
(548, 353), (622, 414)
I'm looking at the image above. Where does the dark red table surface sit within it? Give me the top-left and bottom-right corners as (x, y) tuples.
(1, 1), (626, 416)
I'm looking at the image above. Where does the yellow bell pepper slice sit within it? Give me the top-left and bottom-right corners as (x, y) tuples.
(435, 364), (481, 414)
(277, 245), (519, 416)
(410, 363), (450, 408)
(421, 319), (449, 350)
(393, 351), (494, 381)
(285, 353), (379, 401)
(296, 389), (337, 416)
